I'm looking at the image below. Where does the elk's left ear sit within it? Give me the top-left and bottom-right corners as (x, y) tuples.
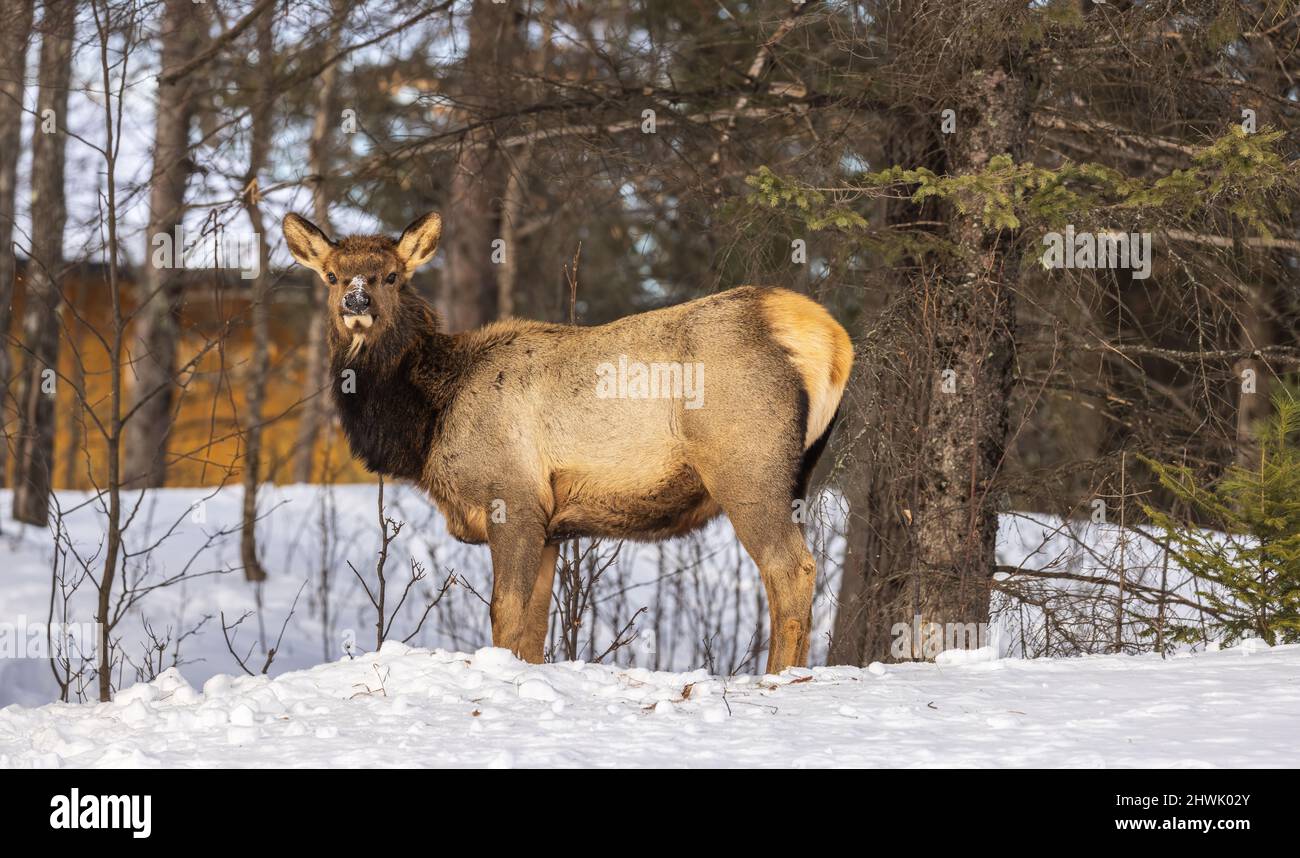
(396, 212), (443, 272)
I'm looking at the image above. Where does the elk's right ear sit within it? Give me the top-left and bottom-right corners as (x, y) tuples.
(282, 214), (334, 277)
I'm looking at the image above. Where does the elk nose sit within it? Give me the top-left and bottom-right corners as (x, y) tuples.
(342, 289), (370, 314)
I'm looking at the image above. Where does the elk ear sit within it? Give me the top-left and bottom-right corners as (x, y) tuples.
(396, 212), (442, 272)
(282, 214), (334, 276)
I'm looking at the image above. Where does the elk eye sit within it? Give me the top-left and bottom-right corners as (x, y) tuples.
(386, 272), (397, 285)
(327, 272), (337, 285)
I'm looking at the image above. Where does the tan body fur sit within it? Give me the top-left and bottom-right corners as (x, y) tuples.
(283, 212), (852, 673)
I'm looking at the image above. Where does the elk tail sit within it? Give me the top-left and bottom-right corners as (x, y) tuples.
(760, 288), (853, 449)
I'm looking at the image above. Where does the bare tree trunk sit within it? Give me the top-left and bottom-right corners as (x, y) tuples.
(441, 141), (499, 332)
(61, 275), (83, 487)
(238, 8), (274, 583)
(121, 0), (203, 488)
(291, 0), (345, 484)
(12, 0), (74, 526)
(829, 405), (916, 664)
(831, 53), (1029, 664)
(1234, 280), (1273, 469)
(830, 112), (941, 666)
(495, 149), (531, 319)
(905, 68), (1027, 658)
(0, 0), (36, 489)
(491, 7), (552, 321)
(89, 0), (126, 701)
(437, 0), (525, 332)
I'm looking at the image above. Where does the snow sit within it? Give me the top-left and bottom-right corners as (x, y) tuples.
(0, 483), (1216, 710)
(2, 640), (1298, 768)
(2, 482), (1290, 768)
(934, 646), (1000, 666)
(0, 483), (850, 707)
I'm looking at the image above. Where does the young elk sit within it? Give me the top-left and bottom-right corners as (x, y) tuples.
(282, 212), (852, 674)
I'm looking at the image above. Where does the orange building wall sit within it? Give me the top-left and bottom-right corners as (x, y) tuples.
(6, 266), (375, 489)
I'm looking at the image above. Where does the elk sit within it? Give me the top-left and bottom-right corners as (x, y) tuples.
(282, 212), (852, 674)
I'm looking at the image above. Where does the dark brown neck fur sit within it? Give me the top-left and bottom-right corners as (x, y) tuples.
(328, 292), (459, 481)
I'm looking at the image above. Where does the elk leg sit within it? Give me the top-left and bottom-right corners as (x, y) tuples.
(704, 480), (817, 674)
(518, 543), (558, 663)
(798, 606), (814, 666)
(691, 417), (817, 675)
(487, 513), (547, 660)
(743, 525), (816, 675)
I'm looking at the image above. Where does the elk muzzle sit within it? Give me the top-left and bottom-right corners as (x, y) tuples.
(342, 276), (373, 330)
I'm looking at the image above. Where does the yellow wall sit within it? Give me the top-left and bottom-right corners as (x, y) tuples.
(10, 268), (375, 489)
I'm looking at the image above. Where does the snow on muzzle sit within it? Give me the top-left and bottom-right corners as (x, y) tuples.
(342, 275), (373, 330)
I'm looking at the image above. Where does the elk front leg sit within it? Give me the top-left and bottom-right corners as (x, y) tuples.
(519, 543), (558, 663)
(486, 503), (548, 660)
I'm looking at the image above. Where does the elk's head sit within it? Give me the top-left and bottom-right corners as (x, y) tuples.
(282, 212), (443, 362)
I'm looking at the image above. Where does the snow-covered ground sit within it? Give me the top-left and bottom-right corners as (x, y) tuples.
(0, 483), (852, 706)
(2, 482), (1276, 768)
(3, 639), (1297, 768)
(0, 483), (1214, 710)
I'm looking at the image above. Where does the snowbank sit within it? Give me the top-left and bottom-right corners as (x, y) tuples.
(0, 483), (846, 707)
(0, 483), (1236, 711)
(3, 641), (1297, 768)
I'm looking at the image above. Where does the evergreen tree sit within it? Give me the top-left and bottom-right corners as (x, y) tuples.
(1141, 388), (1300, 646)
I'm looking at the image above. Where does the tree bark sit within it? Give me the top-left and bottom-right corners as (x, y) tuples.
(437, 0), (525, 332)
(90, 0), (128, 702)
(238, 8), (274, 583)
(906, 67), (1027, 655)
(121, 0), (203, 488)
(495, 149), (531, 319)
(61, 274), (84, 487)
(831, 106), (946, 665)
(0, 0), (36, 490)
(291, 0), (346, 484)
(1234, 280), (1273, 470)
(12, 0), (74, 526)
(832, 59), (1030, 663)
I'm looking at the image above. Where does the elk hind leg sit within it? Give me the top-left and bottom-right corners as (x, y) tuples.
(721, 497), (818, 675)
